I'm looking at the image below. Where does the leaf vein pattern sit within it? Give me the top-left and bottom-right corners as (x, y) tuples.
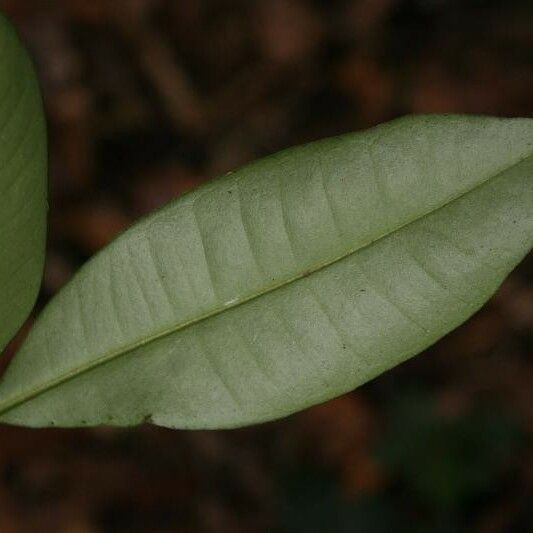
(357, 263), (431, 335)
(191, 204), (219, 302)
(0, 152), (530, 415)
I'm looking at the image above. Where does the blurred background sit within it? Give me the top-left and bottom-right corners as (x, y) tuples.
(0, 0), (532, 531)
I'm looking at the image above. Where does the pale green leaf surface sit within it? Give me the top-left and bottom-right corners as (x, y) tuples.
(0, 14), (47, 351)
(0, 115), (531, 428)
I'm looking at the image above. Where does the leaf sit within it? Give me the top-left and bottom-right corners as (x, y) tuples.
(0, 14), (47, 352)
(0, 114), (531, 429)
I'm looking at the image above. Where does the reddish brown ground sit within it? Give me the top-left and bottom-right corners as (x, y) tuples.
(0, 1), (532, 531)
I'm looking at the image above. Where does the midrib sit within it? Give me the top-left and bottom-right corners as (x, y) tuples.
(0, 152), (531, 417)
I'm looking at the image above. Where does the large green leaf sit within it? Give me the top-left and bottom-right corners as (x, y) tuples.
(0, 14), (47, 352)
(0, 115), (531, 429)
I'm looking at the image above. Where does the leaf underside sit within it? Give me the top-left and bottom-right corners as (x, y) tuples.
(0, 114), (531, 429)
(0, 14), (47, 352)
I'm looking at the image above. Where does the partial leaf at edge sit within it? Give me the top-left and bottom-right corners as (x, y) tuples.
(0, 13), (47, 351)
(0, 114), (531, 428)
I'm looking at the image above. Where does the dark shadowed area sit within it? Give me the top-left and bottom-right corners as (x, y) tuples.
(0, 0), (532, 531)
